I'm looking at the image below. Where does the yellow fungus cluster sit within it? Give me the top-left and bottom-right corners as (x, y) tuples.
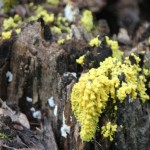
(56, 14), (70, 32)
(58, 39), (65, 45)
(51, 26), (62, 34)
(37, 12), (54, 24)
(1, 28), (21, 40)
(1, 31), (12, 40)
(89, 36), (101, 47)
(36, 6), (54, 23)
(76, 55), (85, 65)
(27, 4), (69, 33)
(3, 17), (18, 31)
(101, 122), (117, 141)
(28, 5), (54, 23)
(15, 28), (21, 34)
(131, 53), (140, 63)
(105, 36), (123, 61)
(57, 34), (71, 45)
(66, 34), (71, 40)
(81, 10), (93, 32)
(47, 0), (59, 5)
(143, 68), (149, 76)
(14, 14), (22, 22)
(1, 14), (22, 40)
(71, 55), (149, 141)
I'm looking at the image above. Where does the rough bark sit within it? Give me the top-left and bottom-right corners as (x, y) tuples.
(0, 21), (84, 150)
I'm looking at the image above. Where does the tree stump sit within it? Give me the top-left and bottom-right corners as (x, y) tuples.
(0, 19), (150, 150)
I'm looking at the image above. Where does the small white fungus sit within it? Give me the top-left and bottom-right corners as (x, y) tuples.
(64, 4), (79, 22)
(6, 71), (13, 82)
(63, 72), (77, 78)
(61, 111), (70, 138)
(70, 116), (72, 122)
(54, 105), (58, 117)
(26, 97), (32, 102)
(33, 110), (41, 119)
(48, 96), (55, 107)
(128, 94), (132, 103)
(30, 107), (35, 112)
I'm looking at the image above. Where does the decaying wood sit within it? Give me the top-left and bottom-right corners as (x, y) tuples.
(0, 21), (84, 150)
(0, 6), (150, 149)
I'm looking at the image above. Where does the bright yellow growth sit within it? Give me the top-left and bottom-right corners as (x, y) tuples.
(47, 0), (59, 5)
(143, 69), (149, 76)
(71, 56), (149, 141)
(1, 31), (12, 40)
(66, 34), (71, 40)
(56, 14), (70, 32)
(81, 10), (93, 32)
(57, 34), (71, 44)
(131, 53), (140, 63)
(28, 5), (54, 23)
(58, 39), (65, 45)
(76, 55), (85, 65)
(36, 6), (54, 23)
(1, 15), (22, 40)
(101, 122), (117, 141)
(15, 28), (21, 34)
(27, 16), (37, 22)
(29, 2), (34, 7)
(105, 36), (123, 61)
(14, 14), (22, 22)
(51, 26), (62, 34)
(40, 12), (54, 23)
(3, 17), (18, 31)
(89, 36), (101, 47)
